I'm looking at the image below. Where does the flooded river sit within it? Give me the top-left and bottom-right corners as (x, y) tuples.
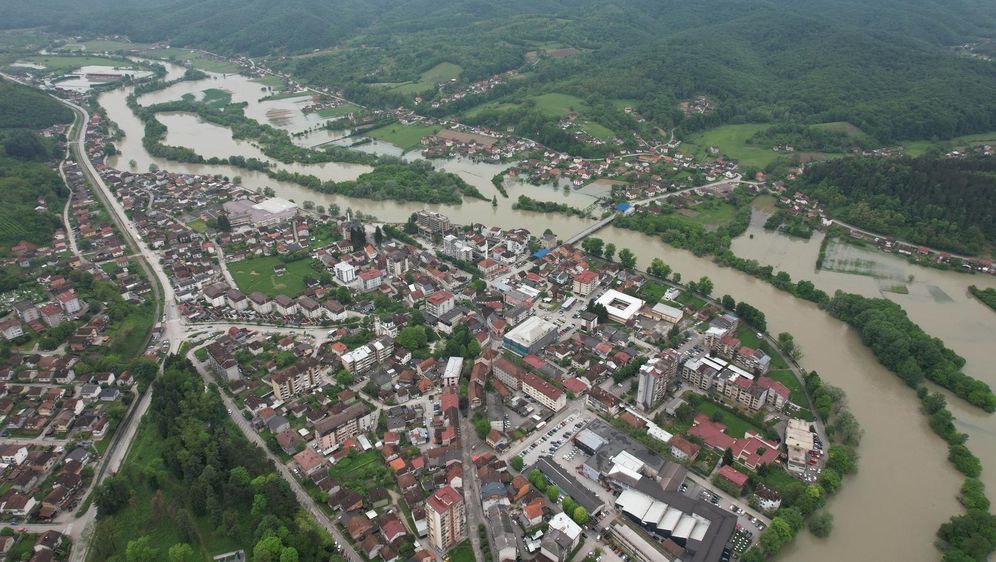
(96, 64), (996, 562)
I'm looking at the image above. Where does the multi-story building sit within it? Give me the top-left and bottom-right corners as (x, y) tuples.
(426, 290), (455, 318)
(572, 270), (599, 296)
(313, 403), (375, 451)
(269, 360), (322, 401)
(492, 357), (525, 390)
(334, 261), (357, 283)
(442, 356), (463, 388)
(358, 269), (384, 293)
(502, 316), (558, 356)
(426, 486), (466, 551)
(340, 337), (395, 374)
(520, 372), (566, 411)
(415, 210), (451, 238)
(442, 235), (474, 261)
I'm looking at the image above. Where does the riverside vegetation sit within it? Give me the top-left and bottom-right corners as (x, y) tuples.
(612, 211), (996, 561)
(125, 74), (485, 204)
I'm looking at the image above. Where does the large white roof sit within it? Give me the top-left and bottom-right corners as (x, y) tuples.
(595, 289), (645, 322)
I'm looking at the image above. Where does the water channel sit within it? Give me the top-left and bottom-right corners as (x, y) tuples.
(97, 63), (996, 562)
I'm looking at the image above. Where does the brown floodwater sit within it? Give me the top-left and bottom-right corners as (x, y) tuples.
(97, 69), (996, 561)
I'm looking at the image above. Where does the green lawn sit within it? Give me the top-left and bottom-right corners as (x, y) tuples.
(229, 255), (314, 298)
(366, 122), (441, 150)
(685, 124), (778, 168)
(674, 292), (706, 309)
(531, 93), (589, 118)
(694, 401), (765, 438)
(581, 120), (616, 141)
(187, 218), (208, 233)
(16, 55), (139, 73)
(735, 324), (762, 349)
(450, 540), (476, 562)
(140, 47), (240, 73)
(252, 75), (287, 89)
(463, 101), (520, 118)
(765, 369), (807, 405)
(611, 98), (640, 112)
(318, 103), (361, 118)
(671, 200), (739, 228)
(388, 62), (462, 95)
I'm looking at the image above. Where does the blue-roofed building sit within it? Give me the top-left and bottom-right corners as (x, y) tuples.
(615, 203), (634, 214)
(532, 248), (550, 259)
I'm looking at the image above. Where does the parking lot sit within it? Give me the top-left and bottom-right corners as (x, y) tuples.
(515, 410), (595, 468)
(680, 477), (765, 549)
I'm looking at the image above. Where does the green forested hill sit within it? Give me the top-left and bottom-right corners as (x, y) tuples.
(0, 78), (71, 248)
(1, 0), (994, 141)
(0, 78), (72, 128)
(795, 155), (996, 256)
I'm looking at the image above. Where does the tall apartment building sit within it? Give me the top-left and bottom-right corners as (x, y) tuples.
(340, 337), (395, 374)
(427, 485), (466, 551)
(269, 359), (322, 401)
(635, 349), (680, 411)
(415, 210), (451, 238)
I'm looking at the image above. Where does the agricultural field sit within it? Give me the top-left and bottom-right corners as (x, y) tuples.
(387, 62), (462, 95)
(317, 102), (361, 118)
(463, 101), (520, 118)
(530, 92), (589, 118)
(365, 122), (441, 151)
(140, 47), (240, 73)
(252, 74), (287, 89)
(670, 200), (740, 229)
(580, 120), (615, 141)
(684, 124), (778, 168)
(229, 255), (315, 298)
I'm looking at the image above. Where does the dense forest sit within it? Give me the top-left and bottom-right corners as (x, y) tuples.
(0, 79), (72, 247)
(2, 0), (995, 142)
(0, 78), (72, 128)
(795, 154), (996, 255)
(91, 358), (338, 561)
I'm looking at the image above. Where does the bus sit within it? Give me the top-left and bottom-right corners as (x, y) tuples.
(561, 296), (577, 311)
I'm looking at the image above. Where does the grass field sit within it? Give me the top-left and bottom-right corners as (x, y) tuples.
(463, 101), (521, 118)
(366, 122), (441, 150)
(201, 88), (232, 107)
(531, 93), (589, 118)
(63, 40), (151, 53)
(186, 218), (208, 233)
(87, 419), (248, 561)
(903, 130), (996, 156)
(388, 62), (462, 95)
(260, 90), (309, 101)
(765, 369), (807, 406)
(16, 55), (138, 73)
(665, 200), (741, 233)
(695, 401), (765, 438)
(141, 47), (240, 73)
(685, 124), (778, 168)
(581, 120), (616, 141)
(229, 255), (314, 298)
(450, 540), (476, 562)
(318, 102), (361, 118)
(252, 75), (287, 89)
